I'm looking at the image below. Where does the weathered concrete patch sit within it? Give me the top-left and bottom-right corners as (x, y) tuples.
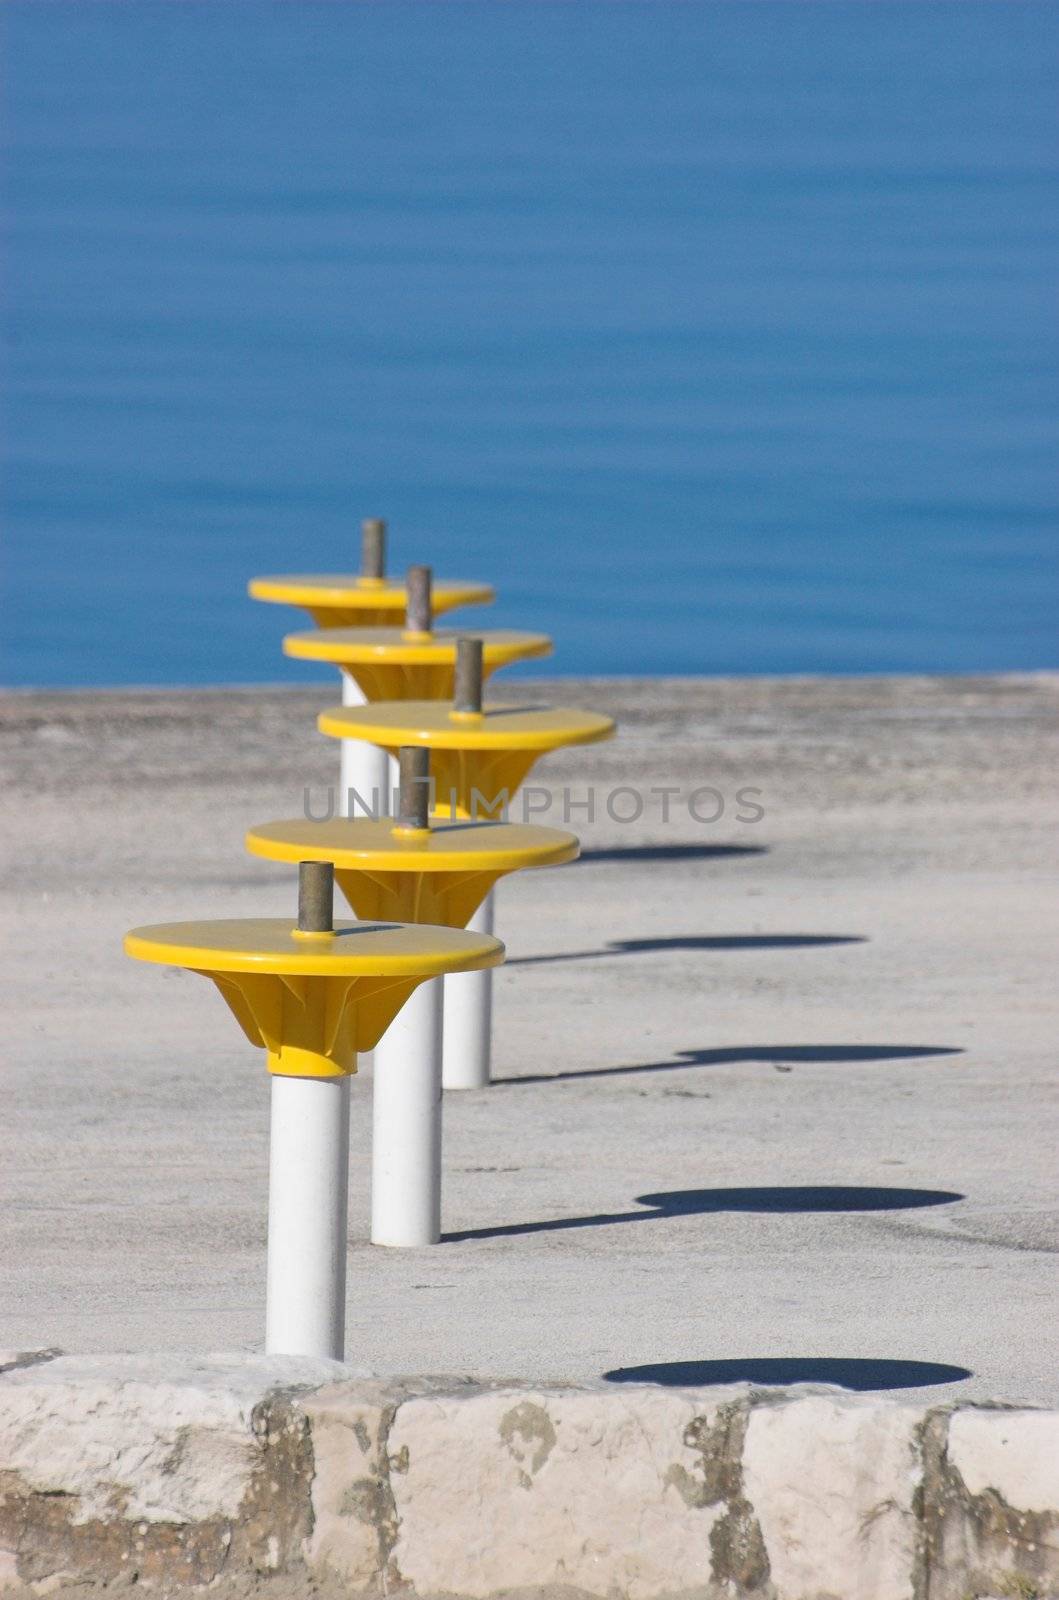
(0, 1353), (347, 1593)
(922, 1406), (1059, 1600)
(0, 1355), (61, 1380)
(299, 1375), (470, 1590)
(0, 1359), (1057, 1597)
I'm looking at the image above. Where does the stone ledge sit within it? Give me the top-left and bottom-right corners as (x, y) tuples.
(0, 1353), (1056, 1599)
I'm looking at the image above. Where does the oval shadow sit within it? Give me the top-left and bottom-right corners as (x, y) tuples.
(604, 1358), (973, 1391)
(499, 1042), (963, 1085)
(635, 1186), (964, 1215)
(578, 844), (768, 864)
(613, 935), (865, 953)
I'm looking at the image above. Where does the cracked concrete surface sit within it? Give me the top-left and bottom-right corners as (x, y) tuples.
(0, 675), (1056, 1407)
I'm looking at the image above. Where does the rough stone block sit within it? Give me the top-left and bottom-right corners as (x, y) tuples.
(1, 1364), (1058, 1598)
(924, 1407), (1059, 1600)
(385, 1384), (765, 1598)
(948, 1409), (1059, 1515)
(742, 1393), (922, 1600)
(0, 1353), (343, 1590)
(299, 1377), (409, 1588)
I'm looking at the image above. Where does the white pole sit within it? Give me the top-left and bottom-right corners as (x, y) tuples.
(337, 676), (390, 1078)
(371, 977), (444, 1246)
(442, 887), (495, 1090)
(265, 1073), (351, 1359)
(338, 673), (391, 819)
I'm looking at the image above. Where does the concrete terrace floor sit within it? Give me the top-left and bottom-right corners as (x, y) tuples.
(0, 674), (1056, 1406)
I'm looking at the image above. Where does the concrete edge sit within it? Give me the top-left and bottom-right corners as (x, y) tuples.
(0, 1352), (1056, 1598)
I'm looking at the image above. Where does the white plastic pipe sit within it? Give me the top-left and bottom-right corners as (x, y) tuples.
(265, 1073), (351, 1359)
(339, 673), (392, 819)
(442, 887), (495, 1090)
(337, 677), (393, 1078)
(372, 977), (443, 1246)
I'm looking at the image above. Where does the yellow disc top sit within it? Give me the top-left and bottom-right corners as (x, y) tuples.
(282, 626), (552, 667)
(124, 918), (504, 978)
(249, 576), (494, 616)
(318, 700), (616, 752)
(245, 818), (579, 872)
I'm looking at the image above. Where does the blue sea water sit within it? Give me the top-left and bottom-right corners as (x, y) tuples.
(2, 1), (1056, 688)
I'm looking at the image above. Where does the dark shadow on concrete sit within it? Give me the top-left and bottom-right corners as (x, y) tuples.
(637, 1186), (962, 1213)
(603, 1358), (973, 1391)
(444, 1184), (964, 1243)
(507, 934), (865, 968)
(499, 1042), (964, 1086)
(482, 704), (552, 720)
(577, 844), (768, 864)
